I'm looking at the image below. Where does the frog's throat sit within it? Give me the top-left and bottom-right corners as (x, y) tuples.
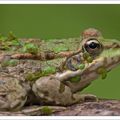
(56, 54), (120, 83)
(55, 54), (120, 92)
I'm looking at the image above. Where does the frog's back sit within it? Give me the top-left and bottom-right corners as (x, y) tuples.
(39, 37), (81, 53)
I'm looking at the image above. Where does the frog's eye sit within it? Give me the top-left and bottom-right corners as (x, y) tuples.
(84, 39), (103, 56)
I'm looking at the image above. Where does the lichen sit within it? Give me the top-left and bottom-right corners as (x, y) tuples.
(41, 106), (52, 115)
(86, 56), (93, 63)
(22, 43), (38, 54)
(25, 67), (56, 81)
(0, 31), (22, 51)
(83, 52), (90, 59)
(59, 82), (65, 93)
(78, 64), (85, 70)
(7, 31), (17, 41)
(53, 45), (69, 53)
(1, 59), (18, 67)
(25, 71), (42, 81)
(69, 75), (81, 83)
(97, 67), (107, 79)
(83, 52), (93, 63)
(42, 66), (56, 76)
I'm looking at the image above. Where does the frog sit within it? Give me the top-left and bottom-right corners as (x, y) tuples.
(0, 28), (120, 115)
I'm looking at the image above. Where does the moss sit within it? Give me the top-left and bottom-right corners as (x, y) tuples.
(25, 67), (56, 81)
(1, 59), (18, 67)
(8, 60), (18, 66)
(11, 40), (21, 46)
(25, 71), (42, 81)
(0, 32), (22, 52)
(83, 52), (90, 59)
(83, 52), (93, 63)
(59, 82), (65, 93)
(0, 33), (7, 42)
(25, 73), (35, 81)
(1, 45), (10, 50)
(53, 46), (69, 53)
(7, 31), (17, 41)
(0, 37), (7, 42)
(41, 106), (52, 115)
(97, 67), (107, 79)
(22, 43), (38, 54)
(69, 75), (81, 83)
(101, 73), (107, 79)
(97, 67), (106, 74)
(1, 61), (9, 67)
(78, 64), (85, 70)
(87, 56), (93, 63)
(6, 32), (21, 46)
(42, 66), (56, 76)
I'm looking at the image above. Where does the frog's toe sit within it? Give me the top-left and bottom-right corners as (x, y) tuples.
(79, 94), (98, 102)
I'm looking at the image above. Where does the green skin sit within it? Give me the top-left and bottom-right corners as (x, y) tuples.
(0, 29), (120, 113)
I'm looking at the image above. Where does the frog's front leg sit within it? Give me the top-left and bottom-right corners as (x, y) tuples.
(32, 77), (97, 106)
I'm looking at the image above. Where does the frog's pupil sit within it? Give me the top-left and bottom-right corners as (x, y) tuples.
(83, 39), (103, 56)
(89, 42), (99, 49)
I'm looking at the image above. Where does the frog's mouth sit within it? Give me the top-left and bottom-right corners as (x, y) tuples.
(55, 48), (120, 92)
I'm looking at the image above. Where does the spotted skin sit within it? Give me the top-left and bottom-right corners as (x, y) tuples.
(0, 28), (120, 111)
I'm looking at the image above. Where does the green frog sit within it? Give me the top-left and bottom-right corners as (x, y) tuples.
(0, 28), (120, 114)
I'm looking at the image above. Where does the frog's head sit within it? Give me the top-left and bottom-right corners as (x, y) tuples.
(81, 37), (120, 79)
(80, 28), (120, 77)
(56, 28), (120, 92)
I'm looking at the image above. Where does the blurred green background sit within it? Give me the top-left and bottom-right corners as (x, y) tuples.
(0, 4), (120, 99)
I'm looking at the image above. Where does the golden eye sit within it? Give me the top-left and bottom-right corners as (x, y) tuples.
(84, 38), (103, 56)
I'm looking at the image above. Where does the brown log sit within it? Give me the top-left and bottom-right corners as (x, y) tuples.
(0, 99), (120, 116)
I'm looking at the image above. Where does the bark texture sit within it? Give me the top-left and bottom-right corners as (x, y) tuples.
(53, 99), (120, 116)
(0, 99), (120, 116)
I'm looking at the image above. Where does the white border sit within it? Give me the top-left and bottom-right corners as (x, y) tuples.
(0, 2), (120, 120)
(1, 116), (120, 119)
(0, 1), (120, 4)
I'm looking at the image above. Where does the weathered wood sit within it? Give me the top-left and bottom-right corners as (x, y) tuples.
(0, 99), (120, 116)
